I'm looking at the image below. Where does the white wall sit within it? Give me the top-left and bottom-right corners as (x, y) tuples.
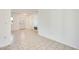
(0, 9), (13, 47)
(32, 14), (38, 27)
(38, 9), (79, 49)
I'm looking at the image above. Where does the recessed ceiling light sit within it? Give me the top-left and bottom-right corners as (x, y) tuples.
(23, 13), (27, 15)
(11, 17), (13, 21)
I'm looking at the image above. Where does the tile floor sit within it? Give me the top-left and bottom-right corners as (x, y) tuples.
(0, 29), (76, 50)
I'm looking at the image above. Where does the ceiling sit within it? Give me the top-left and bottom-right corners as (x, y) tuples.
(11, 9), (39, 14)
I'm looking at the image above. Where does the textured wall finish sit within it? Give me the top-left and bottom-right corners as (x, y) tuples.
(0, 9), (13, 47)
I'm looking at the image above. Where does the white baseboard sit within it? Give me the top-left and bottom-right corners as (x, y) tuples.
(38, 32), (79, 49)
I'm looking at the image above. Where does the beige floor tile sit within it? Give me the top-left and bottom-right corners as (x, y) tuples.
(0, 29), (76, 50)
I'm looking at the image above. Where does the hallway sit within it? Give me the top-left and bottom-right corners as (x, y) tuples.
(0, 29), (75, 50)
